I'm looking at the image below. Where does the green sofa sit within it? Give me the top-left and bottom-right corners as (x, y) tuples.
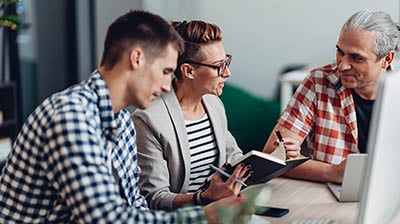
(220, 83), (281, 154)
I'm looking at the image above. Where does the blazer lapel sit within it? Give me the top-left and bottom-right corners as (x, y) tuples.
(161, 90), (192, 191)
(203, 95), (226, 166)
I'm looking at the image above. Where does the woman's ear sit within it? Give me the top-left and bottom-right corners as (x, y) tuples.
(181, 63), (196, 79)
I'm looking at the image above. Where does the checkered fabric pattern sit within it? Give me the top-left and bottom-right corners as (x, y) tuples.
(279, 64), (359, 164)
(0, 71), (206, 223)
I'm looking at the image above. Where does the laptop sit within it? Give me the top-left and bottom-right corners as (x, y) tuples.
(327, 154), (368, 202)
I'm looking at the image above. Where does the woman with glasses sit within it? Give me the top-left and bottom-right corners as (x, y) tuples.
(132, 20), (251, 211)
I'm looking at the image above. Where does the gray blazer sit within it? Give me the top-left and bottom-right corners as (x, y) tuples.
(132, 90), (243, 211)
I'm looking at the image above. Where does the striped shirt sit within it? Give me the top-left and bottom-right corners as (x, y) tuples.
(185, 114), (218, 192)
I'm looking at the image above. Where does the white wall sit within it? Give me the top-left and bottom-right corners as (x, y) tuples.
(144, 0), (399, 99)
(17, 0), (37, 61)
(95, 0), (399, 100)
(94, 0), (143, 65)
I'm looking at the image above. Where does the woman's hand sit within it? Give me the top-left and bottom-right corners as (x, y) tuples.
(201, 163), (252, 202)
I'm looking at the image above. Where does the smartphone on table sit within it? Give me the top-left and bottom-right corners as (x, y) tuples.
(255, 206), (289, 217)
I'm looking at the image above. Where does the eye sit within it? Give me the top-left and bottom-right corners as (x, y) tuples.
(351, 55), (364, 62)
(336, 48), (344, 56)
(163, 69), (174, 76)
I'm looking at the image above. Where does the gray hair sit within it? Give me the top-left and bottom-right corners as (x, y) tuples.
(343, 9), (400, 60)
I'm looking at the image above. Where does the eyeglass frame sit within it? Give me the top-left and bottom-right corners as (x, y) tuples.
(182, 54), (232, 76)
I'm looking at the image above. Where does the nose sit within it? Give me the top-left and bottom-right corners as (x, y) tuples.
(337, 55), (351, 72)
(221, 66), (231, 78)
(161, 75), (172, 92)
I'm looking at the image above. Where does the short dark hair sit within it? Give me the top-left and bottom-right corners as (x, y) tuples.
(172, 20), (223, 79)
(100, 10), (184, 70)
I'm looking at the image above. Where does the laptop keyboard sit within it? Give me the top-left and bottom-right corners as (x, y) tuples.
(291, 219), (339, 224)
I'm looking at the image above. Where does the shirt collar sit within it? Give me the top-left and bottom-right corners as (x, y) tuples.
(88, 71), (119, 133)
(322, 63), (346, 92)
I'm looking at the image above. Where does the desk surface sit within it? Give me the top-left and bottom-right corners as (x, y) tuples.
(257, 178), (357, 224)
(255, 177), (400, 224)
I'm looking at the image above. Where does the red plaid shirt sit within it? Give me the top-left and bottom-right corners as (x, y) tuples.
(279, 63), (359, 164)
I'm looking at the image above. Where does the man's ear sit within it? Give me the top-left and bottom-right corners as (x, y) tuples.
(180, 63), (195, 80)
(129, 48), (143, 70)
(382, 50), (395, 70)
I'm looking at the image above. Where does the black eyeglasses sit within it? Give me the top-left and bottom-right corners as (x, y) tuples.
(183, 54), (232, 76)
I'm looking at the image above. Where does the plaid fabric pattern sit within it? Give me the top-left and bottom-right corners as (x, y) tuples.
(0, 72), (206, 223)
(279, 64), (359, 164)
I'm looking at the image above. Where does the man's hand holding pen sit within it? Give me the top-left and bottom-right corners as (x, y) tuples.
(273, 130), (302, 159)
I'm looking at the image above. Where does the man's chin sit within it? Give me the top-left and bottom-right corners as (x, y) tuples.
(134, 102), (149, 110)
(341, 79), (357, 89)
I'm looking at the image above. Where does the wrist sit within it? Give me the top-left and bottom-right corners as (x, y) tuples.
(193, 190), (212, 206)
(192, 190), (202, 205)
(328, 163), (343, 183)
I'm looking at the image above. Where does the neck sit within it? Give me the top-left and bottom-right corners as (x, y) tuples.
(174, 79), (205, 118)
(352, 68), (389, 100)
(353, 84), (378, 100)
(98, 66), (129, 113)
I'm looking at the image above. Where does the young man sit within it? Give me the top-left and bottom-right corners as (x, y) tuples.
(263, 10), (399, 183)
(0, 10), (248, 223)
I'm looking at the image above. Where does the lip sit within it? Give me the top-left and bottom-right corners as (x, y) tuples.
(341, 73), (354, 76)
(340, 73), (358, 84)
(340, 72), (357, 78)
(152, 92), (161, 99)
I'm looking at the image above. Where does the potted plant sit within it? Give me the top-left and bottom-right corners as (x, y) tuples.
(0, 0), (21, 30)
(0, 0), (21, 133)
(0, 0), (21, 83)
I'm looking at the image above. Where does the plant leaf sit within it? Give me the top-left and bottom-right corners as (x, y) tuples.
(0, 15), (21, 30)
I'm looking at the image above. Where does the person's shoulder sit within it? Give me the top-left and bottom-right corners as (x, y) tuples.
(310, 63), (336, 76)
(132, 92), (171, 120)
(137, 95), (165, 112)
(23, 83), (97, 132)
(308, 63), (340, 85)
(51, 84), (96, 112)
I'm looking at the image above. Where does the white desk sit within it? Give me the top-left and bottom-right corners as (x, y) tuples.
(258, 178), (357, 224)
(255, 177), (400, 224)
(279, 70), (308, 112)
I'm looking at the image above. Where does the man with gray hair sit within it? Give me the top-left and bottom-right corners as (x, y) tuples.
(263, 9), (400, 183)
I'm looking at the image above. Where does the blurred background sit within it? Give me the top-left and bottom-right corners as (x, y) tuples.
(1, 0), (399, 151)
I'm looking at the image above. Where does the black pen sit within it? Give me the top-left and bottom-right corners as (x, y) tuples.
(275, 130), (284, 143)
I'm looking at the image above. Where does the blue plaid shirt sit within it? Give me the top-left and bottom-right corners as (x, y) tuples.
(0, 72), (206, 223)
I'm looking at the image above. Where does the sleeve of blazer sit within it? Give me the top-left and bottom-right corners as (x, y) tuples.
(132, 109), (178, 211)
